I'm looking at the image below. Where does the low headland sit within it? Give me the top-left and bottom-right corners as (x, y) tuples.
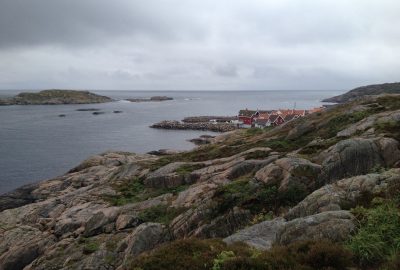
(126, 96), (173, 102)
(0, 89), (113, 105)
(1, 82), (400, 269)
(323, 82), (400, 103)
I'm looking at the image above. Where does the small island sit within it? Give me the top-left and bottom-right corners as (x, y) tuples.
(0, 89), (113, 105)
(126, 96), (173, 102)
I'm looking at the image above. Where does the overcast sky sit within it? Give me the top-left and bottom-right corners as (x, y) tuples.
(0, 0), (399, 90)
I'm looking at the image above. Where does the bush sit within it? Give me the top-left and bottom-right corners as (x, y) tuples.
(258, 240), (352, 270)
(347, 202), (400, 267)
(80, 238), (100, 254)
(129, 239), (230, 270)
(128, 239), (352, 270)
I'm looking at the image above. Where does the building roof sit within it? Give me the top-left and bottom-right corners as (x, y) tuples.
(284, 114), (296, 122)
(239, 109), (258, 117)
(255, 118), (269, 125)
(268, 115), (279, 122)
(257, 112), (270, 119)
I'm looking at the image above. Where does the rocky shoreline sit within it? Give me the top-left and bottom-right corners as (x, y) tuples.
(2, 84), (400, 269)
(150, 120), (237, 132)
(182, 115), (237, 123)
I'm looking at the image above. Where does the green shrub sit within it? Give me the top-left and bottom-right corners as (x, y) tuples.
(129, 239), (229, 270)
(219, 256), (265, 270)
(347, 202), (400, 267)
(129, 239), (352, 270)
(212, 251), (236, 270)
(258, 240), (352, 270)
(80, 238), (100, 254)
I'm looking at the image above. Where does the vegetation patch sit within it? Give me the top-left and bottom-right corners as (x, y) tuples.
(298, 138), (339, 156)
(129, 238), (353, 270)
(245, 128), (264, 136)
(207, 178), (308, 221)
(79, 237), (100, 254)
(105, 177), (189, 206)
(138, 204), (187, 225)
(317, 110), (372, 139)
(175, 164), (205, 176)
(375, 95), (400, 111)
(244, 150), (271, 160)
(348, 200), (400, 267)
(374, 120), (400, 140)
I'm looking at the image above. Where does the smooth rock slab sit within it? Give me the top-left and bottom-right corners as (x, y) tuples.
(276, 210), (355, 245)
(223, 218), (286, 250)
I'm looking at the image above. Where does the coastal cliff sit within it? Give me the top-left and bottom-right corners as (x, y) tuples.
(1, 91), (400, 269)
(0, 89), (113, 105)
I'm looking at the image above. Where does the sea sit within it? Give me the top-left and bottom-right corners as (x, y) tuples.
(0, 90), (344, 194)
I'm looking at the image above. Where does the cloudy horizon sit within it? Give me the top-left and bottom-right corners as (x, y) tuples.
(0, 0), (399, 91)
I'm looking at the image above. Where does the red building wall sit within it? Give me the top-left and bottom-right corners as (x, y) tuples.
(239, 116), (253, 125)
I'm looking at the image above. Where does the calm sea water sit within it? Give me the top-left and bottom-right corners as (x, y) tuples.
(0, 90), (344, 194)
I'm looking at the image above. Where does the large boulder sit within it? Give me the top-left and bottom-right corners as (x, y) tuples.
(0, 226), (56, 270)
(255, 157), (322, 192)
(119, 223), (168, 261)
(192, 207), (252, 238)
(276, 211), (356, 245)
(223, 218), (286, 250)
(144, 162), (194, 189)
(317, 138), (400, 182)
(83, 207), (120, 237)
(285, 169), (400, 220)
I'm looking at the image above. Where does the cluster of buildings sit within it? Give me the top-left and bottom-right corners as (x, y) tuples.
(236, 107), (323, 128)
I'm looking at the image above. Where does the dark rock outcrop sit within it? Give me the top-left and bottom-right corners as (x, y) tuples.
(255, 157), (322, 192)
(317, 137), (400, 182)
(285, 169), (400, 220)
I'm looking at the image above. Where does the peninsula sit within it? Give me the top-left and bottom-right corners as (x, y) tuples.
(0, 89), (113, 105)
(323, 82), (400, 103)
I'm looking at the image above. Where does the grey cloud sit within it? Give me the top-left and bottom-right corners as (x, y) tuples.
(0, 0), (205, 48)
(214, 65), (238, 77)
(0, 0), (399, 90)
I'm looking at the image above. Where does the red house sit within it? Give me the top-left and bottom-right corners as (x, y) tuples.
(238, 109), (259, 126)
